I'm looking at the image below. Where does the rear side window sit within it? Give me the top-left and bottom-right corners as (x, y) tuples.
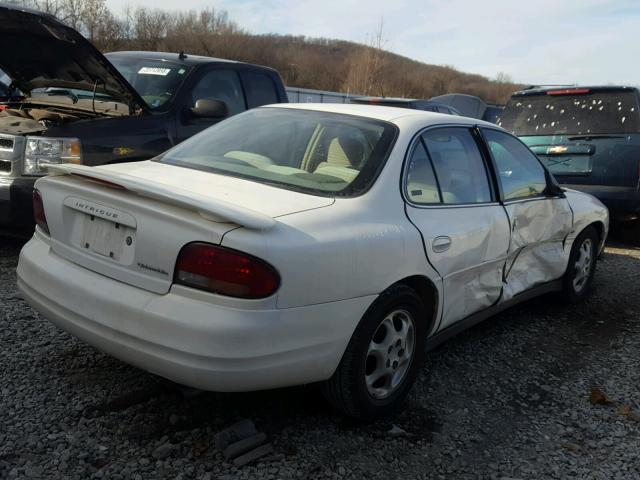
(422, 128), (492, 204)
(243, 72), (280, 108)
(483, 129), (547, 200)
(406, 141), (441, 204)
(499, 91), (640, 135)
(191, 69), (246, 115)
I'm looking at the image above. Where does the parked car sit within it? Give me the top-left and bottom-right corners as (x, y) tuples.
(17, 104), (608, 419)
(430, 93), (504, 123)
(0, 4), (287, 234)
(350, 96), (462, 115)
(498, 86), (640, 222)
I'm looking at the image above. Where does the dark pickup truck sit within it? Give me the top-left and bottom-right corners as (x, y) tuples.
(0, 5), (287, 234)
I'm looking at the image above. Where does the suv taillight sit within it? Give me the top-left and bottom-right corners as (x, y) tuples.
(174, 242), (280, 299)
(32, 189), (49, 235)
(547, 88), (591, 96)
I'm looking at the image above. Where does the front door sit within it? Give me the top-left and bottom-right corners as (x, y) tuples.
(404, 126), (511, 330)
(481, 128), (573, 301)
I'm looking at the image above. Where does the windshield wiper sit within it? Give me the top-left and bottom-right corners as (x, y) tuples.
(567, 134), (625, 141)
(46, 89), (79, 104)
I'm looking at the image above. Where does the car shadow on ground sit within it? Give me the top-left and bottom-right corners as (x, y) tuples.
(608, 221), (640, 247)
(70, 247), (640, 445)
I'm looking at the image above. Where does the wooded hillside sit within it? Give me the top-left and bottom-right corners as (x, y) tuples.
(8, 0), (521, 103)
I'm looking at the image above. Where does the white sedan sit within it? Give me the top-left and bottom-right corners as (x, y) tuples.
(17, 104), (608, 419)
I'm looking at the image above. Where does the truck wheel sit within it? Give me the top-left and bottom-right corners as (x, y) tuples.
(321, 285), (427, 420)
(562, 226), (599, 303)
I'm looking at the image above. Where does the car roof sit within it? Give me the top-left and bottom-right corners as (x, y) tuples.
(352, 97), (418, 104)
(105, 51), (274, 72)
(266, 103), (495, 128)
(513, 85), (640, 97)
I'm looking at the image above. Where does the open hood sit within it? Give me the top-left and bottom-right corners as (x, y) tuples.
(0, 5), (147, 111)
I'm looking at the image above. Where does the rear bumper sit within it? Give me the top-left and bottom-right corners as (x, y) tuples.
(0, 176), (36, 233)
(17, 234), (373, 392)
(560, 184), (640, 221)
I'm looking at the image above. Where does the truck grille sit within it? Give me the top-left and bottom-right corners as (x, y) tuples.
(0, 137), (14, 151)
(0, 160), (11, 173)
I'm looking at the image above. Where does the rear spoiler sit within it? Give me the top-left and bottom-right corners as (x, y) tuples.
(45, 164), (276, 231)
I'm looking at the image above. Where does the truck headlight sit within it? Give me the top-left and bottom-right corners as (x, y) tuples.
(23, 137), (82, 175)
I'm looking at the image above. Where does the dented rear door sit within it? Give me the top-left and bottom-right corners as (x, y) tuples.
(404, 126), (510, 331)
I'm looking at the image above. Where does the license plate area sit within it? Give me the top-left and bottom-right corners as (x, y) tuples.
(64, 197), (137, 265)
(74, 213), (136, 265)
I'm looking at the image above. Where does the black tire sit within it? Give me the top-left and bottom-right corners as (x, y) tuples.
(562, 225), (599, 303)
(321, 284), (427, 420)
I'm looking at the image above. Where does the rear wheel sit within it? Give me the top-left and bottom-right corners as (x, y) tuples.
(562, 226), (599, 303)
(321, 285), (427, 420)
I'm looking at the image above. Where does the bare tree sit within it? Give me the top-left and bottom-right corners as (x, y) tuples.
(5, 1), (521, 103)
(343, 19), (388, 96)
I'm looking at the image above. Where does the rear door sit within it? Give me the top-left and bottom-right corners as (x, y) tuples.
(481, 128), (573, 301)
(240, 70), (282, 108)
(404, 126), (510, 330)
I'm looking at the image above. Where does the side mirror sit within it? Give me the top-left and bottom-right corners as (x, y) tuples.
(190, 99), (228, 118)
(545, 170), (565, 198)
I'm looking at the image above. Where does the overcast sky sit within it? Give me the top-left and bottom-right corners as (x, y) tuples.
(105, 0), (640, 86)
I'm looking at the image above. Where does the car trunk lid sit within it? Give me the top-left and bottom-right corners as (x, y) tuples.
(38, 161), (334, 294)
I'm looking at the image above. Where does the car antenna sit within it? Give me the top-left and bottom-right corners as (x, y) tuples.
(179, 51), (187, 60)
(91, 78), (101, 114)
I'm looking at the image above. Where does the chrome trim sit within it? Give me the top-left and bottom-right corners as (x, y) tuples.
(502, 195), (559, 206)
(406, 201), (501, 209)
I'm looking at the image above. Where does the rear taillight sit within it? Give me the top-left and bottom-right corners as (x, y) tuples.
(174, 242), (280, 299)
(32, 189), (49, 235)
(547, 88), (591, 96)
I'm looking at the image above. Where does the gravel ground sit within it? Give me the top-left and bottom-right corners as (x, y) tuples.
(1, 236), (639, 480)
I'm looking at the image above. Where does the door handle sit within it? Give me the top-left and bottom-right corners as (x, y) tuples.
(432, 236), (452, 253)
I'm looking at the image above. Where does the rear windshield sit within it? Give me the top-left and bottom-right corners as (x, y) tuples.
(498, 91), (640, 135)
(159, 108), (397, 196)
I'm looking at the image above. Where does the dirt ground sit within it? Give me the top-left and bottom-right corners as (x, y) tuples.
(1, 235), (639, 479)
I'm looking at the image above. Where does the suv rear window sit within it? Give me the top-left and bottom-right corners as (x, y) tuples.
(498, 91), (640, 135)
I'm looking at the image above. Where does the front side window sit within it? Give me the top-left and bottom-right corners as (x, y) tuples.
(422, 128), (492, 204)
(159, 108), (397, 196)
(483, 129), (548, 200)
(191, 69), (246, 116)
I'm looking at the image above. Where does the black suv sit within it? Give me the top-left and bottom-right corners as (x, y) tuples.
(498, 86), (640, 222)
(0, 5), (287, 234)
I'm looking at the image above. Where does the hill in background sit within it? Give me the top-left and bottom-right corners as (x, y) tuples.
(9, 0), (521, 104)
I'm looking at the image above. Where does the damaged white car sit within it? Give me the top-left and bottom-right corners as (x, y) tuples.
(17, 104), (608, 419)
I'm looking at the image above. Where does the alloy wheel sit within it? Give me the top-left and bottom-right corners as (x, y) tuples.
(573, 238), (593, 292)
(365, 309), (416, 399)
